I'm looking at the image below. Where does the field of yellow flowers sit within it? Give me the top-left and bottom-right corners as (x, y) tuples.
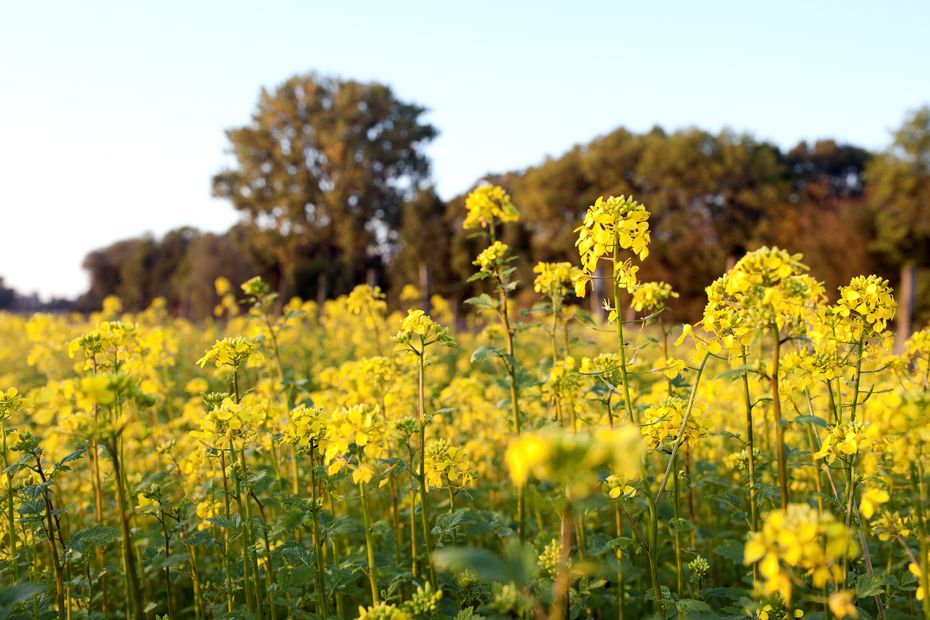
(1, 187), (929, 620)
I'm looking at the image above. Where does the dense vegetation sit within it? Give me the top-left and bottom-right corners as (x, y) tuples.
(74, 75), (930, 335)
(2, 186), (930, 619)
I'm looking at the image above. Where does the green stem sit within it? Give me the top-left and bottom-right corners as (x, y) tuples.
(359, 480), (380, 603)
(308, 447), (329, 617)
(220, 451), (235, 613)
(771, 327), (789, 510)
(614, 505), (625, 620)
(0, 424), (17, 582)
(741, 348), (760, 587)
(416, 350), (438, 588)
(672, 455), (683, 597)
(108, 441), (145, 620)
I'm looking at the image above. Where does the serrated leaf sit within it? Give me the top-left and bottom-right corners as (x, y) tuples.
(794, 415), (828, 428)
(471, 346), (503, 364)
(68, 525), (120, 552)
(464, 294), (498, 310)
(713, 539), (744, 564)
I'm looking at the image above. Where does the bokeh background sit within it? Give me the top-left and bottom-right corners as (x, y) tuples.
(2, 1), (929, 333)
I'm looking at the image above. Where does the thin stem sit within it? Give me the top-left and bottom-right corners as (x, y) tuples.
(359, 481), (380, 603)
(771, 327), (789, 510)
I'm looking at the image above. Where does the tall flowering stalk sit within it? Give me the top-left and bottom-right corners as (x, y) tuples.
(574, 195), (664, 609)
(284, 404), (329, 616)
(463, 184), (527, 537)
(392, 309), (455, 588)
(323, 404), (390, 603)
(196, 337), (265, 613)
(0, 388), (21, 582)
(702, 247), (822, 511)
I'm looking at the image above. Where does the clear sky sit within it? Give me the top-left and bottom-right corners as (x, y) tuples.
(2, 1), (928, 299)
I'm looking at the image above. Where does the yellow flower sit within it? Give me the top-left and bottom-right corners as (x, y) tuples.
(663, 357), (686, 379)
(284, 405), (326, 448)
(836, 275), (896, 335)
(575, 195), (651, 274)
(355, 602), (410, 620)
(813, 421), (878, 464)
(859, 486), (889, 519)
(744, 504), (857, 604)
(473, 241), (510, 273)
(197, 337), (261, 369)
(0, 387), (24, 421)
(463, 184), (519, 230)
(641, 398), (705, 450)
(505, 426), (642, 498)
(828, 591), (858, 619)
(391, 310), (455, 349)
(424, 439), (476, 491)
(78, 375), (116, 407)
(631, 281), (678, 314)
(533, 261), (583, 302)
(346, 285), (388, 327)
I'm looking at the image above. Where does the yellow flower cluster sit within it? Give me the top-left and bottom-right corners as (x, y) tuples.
(323, 404), (387, 484)
(813, 420), (880, 464)
(423, 438), (475, 490)
(575, 195), (651, 274)
(196, 337), (262, 369)
(706, 247), (823, 336)
(533, 261), (583, 302)
(641, 398), (705, 449)
(744, 504), (858, 604)
(346, 284), (388, 327)
(355, 601), (410, 620)
(194, 397), (263, 444)
(505, 426), (642, 498)
(463, 184), (520, 230)
(284, 404), (326, 449)
(837, 275), (896, 335)
(541, 356), (582, 401)
(391, 310), (455, 349)
(472, 241), (510, 273)
(631, 281), (678, 314)
(0, 387), (23, 421)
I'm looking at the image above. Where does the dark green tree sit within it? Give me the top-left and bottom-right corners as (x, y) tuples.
(867, 105), (930, 348)
(212, 73), (437, 300)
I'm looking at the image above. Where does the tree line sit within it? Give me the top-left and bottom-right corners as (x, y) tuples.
(78, 73), (930, 332)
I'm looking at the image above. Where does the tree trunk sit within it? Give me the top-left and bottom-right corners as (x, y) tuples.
(418, 262), (431, 315)
(316, 272), (328, 307)
(591, 262), (606, 323)
(895, 262), (917, 353)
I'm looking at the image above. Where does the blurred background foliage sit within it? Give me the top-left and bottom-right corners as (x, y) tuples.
(5, 73), (927, 329)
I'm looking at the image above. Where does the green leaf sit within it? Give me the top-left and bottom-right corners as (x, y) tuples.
(434, 538), (536, 587)
(676, 598), (712, 614)
(471, 345), (504, 364)
(206, 516), (238, 529)
(55, 448), (87, 468)
(713, 539), (744, 564)
(715, 365), (754, 381)
(0, 581), (44, 609)
(464, 294), (498, 310)
(856, 572), (892, 598)
(794, 415), (828, 428)
(68, 525), (120, 552)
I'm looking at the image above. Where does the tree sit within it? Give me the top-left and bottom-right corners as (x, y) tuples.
(393, 187), (457, 310)
(212, 73), (437, 300)
(867, 106), (930, 349)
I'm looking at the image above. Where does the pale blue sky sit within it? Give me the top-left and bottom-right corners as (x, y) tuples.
(1, 1), (928, 298)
